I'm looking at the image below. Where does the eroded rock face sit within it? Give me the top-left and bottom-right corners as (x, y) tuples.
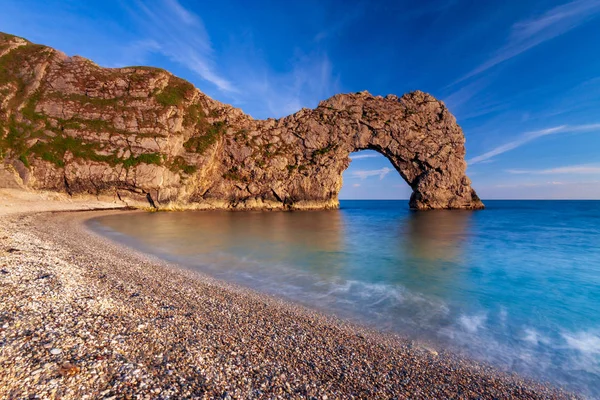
(0, 32), (483, 210)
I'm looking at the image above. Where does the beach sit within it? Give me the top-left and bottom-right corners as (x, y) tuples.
(0, 190), (577, 399)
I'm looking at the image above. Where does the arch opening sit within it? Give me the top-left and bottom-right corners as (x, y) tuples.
(339, 150), (412, 202)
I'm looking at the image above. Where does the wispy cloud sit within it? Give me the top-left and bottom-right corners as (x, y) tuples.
(224, 48), (340, 118)
(469, 126), (565, 164)
(103, 39), (161, 68)
(126, 0), (236, 92)
(350, 167), (391, 180)
(122, 0), (340, 118)
(443, 76), (493, 112)
(164, 0), (198, 25)
(507, 164), (600, 175)
(468, 123), (600, 164)
(460, 0), (600, 82)
(494, 181), (569, 188)
(350, 153), (383, 160)
(314, 3), (366, 42)
(479, 180), (600, 199)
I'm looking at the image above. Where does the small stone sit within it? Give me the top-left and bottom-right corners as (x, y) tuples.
(49, 348), (62, 355)
(58, 362), (80, 376)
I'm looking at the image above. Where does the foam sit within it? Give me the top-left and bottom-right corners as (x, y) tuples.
(458, 313), (487, 333)
(523, 328), (550, 346)
(562, 331), (600, 355)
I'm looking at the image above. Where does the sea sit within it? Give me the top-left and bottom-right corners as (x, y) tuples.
(88, 200), (600, 398)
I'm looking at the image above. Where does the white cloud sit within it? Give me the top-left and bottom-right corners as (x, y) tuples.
(103, 39), (161, 68)
(469, 126), (565, 164)
(495, 181), (569, 188)
(507, 164), (600, 175)
(127, 0), (236, 92)
(163, 0), (198, 25)
(443, 76), (493, 112)
(350, 153), (384, 160)
(350, 167), (391, 180)
(460, 0), (600, 81)
(314, 3), (366, 42)
(352, 183), (361, 187)
(468, 123), (600, 164)
(244, 51), (339, 118)
(121, 0), (341, 118)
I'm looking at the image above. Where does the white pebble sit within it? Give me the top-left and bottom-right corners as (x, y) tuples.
(49, 348), (62, 355)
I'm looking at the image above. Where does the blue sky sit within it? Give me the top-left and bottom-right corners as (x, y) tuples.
(2, 0), (600, 199)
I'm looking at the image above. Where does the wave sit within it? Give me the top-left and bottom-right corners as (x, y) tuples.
(458, 313), (487, 333)
(562, 331), (600, 355)
(523, 328), (550, 346)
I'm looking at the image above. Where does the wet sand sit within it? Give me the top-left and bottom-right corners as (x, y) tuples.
(0, 191), (578, 399)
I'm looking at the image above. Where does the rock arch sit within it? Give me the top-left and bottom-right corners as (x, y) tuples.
(221, 90), (484, 210)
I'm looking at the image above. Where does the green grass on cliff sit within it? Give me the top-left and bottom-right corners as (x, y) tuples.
(183, 104), (206, 127)
(21, 91), (44, 122)
(0, 38), (203, 174)
(46, 92), (123, 108)
(168, 156), (197, 175)
(122, 153), (163, 169)
(312, 143), (337, 158)
(0, 32), (26, 41)
(0, 43), (52, 106)
(28, 135), (163, 169)
(29, 135), (106, 168)
(0, 113), (165, 170)
(183, 103), (228, 155)
(155, 78), (194, 107)
(184, 121), (227, 154)
(1, 116), (30, 163)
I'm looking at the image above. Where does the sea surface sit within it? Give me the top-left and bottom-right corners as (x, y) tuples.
(89, 200), (600, 398)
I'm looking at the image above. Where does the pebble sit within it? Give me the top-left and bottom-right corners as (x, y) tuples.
(0, 210), (580, 400)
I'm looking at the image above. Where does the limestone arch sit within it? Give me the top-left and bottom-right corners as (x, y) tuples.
(285, 91), (484, 210)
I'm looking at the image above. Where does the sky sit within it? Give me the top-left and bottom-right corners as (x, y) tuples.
(1, 0), (600, 199)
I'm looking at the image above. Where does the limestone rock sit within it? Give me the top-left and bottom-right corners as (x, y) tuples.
(0, 32), (483, 210)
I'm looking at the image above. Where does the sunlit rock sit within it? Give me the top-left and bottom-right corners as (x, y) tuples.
(0, 32), (483, 210)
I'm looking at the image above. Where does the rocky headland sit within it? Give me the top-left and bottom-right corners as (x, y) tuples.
(0, 32), (483, 210)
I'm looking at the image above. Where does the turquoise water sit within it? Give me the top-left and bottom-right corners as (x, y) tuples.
(89, 200), (600, 397)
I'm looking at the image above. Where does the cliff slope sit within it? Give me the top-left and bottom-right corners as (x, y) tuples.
(0, 32), (483, 210)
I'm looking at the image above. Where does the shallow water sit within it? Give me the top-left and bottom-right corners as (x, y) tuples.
(89, 200), (600, 397)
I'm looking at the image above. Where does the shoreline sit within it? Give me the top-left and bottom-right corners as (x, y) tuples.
(0, 194), (577, 398)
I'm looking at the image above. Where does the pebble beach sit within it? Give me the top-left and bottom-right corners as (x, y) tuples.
(0, 191), (578, 399)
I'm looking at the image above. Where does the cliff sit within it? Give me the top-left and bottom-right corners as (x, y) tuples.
(0, 32), (483, 210)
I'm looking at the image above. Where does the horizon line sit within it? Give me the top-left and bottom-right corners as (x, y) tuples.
(339, 198), (600, 201)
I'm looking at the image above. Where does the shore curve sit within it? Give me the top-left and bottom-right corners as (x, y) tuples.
(0, 193), (577, 399)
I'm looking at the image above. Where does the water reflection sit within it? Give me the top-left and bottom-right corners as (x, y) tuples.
(95, 210), (346, 280)
(390, 210), (473, 300)
(96, 208), (473, 292)
(403, 210), (473, 262)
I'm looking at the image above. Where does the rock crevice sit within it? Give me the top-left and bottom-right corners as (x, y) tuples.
(0, 32), (483, 210)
